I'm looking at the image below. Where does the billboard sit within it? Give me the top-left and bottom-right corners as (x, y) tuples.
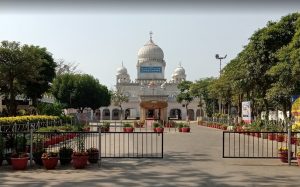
(242, 101), (251, 123)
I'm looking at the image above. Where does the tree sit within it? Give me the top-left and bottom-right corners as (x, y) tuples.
(51, 73), (78, 108)
(190, 77), (216, 117)
(55, 59), (81, 76)
(111, 87), (129, 120)
(23, 46), (57, 106)
(51, 73), (111, 112)
(176, 81), (194, 120)
(266, 15), (300, 119)
(216, 12), (300, 120)
(0, 41), (55, 116)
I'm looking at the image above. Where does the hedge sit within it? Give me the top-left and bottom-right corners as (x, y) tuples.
(0, 115), (60, 125)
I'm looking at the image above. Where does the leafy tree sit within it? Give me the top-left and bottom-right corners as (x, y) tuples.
(23, 46), (57, 106)
(176, 81), (194, 119)
(216, 12), (300, 119)
(266, 15), (300, 119)
(51, 73), (111, 112)
(111, 87), (129, 120)
(51, 73), (78, 108)
(0, 41), (55, 116)
(73, 74), (111, 111)
(190, 77), (216, 117)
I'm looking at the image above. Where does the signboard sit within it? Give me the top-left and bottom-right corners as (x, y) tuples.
(242, 101), (251, 123)
(140, 66), (162, 73)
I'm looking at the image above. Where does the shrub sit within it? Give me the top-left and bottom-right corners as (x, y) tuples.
(0, 115), (60, 125)
(123, 123), (133, 128)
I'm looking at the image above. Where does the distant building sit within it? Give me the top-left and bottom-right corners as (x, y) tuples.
(100, 32), (204, 121)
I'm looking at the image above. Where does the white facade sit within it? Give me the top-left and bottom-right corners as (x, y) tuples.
(100, 33), (203, 121)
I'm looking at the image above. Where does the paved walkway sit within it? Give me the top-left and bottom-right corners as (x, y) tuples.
(1, 122), (300, 186)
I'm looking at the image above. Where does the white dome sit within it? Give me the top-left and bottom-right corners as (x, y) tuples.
(137, 39), (164, 60)
(116, 66), (128, 76)
(173, 66), (185, 76)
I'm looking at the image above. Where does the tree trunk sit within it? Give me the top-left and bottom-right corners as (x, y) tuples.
(186, 104), (189, 121)
(8, 78), (17, 116)
(264, 99), (269, 121)
(282, 102), (288, 121)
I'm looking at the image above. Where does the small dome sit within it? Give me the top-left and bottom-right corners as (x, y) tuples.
(116, 65), (128, 76)
(173, 65), (185, 76)
(137, 39), (164, 61)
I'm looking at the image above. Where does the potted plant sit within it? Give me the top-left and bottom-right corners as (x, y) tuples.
(72, 151), (89, 169)
(181, 123), (191, 133)
(123, 123), (134, 132)
(41, 152), (59, 170)
(153, 122), (164, 133)
(276, 133), (285, 142)
(33, 148), (46, 166)
(11, 152), (29, 170)
(87, 147), (99, 164)
(59, 146), (73, 165)
(278, 147), (293, 163)
(101, 122), (110, 132)
(177, 122), (184, 132)
(32, 137), (46, 166)
(72, 135), (88, 169)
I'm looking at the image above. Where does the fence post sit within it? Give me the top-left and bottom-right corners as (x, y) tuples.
(98, 122), (102, 167)
(30, 124), (34, 167)
(288, 121), (292, 166)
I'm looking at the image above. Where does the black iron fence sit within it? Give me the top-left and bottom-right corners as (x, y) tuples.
(0, 130), (163, 167)
(223, 132), (299, 159)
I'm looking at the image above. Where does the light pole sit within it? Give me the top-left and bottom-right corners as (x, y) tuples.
(215, 54), (227, 114)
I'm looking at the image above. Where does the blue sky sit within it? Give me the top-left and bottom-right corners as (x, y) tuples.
(0, 1), (299, 89)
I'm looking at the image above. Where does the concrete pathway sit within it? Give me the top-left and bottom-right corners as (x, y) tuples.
(0, 122), (300, 186)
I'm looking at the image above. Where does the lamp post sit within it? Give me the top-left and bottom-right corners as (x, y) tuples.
(215, 54), (227, 114)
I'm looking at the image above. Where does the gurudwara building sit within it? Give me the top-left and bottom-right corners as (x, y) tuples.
(100, 33), (203, 121)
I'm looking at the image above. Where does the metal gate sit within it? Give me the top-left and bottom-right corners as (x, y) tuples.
(223, 131), (298, 159)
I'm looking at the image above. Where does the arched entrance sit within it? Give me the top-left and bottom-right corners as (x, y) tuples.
(125, 108), (130, 120)
(112, 108), (120, 120)
(95, 109), (101, 120)
(188, 109), (195, 120)
(102, 109), (110, 120)
(169, 108), (182, 120)
(140, 100), (168, 121)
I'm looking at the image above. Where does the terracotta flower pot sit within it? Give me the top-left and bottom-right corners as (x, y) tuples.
(72, 155), (88, 169)
(11, 157), (29, 170)
(156, 127), (164, 133)
(123, 127), (134, 132)
(178, 128), (182, 132)
(276, 134), (285, 142)
(182, 127), (190, 133)
(42, 157), (59, 170)
(268, 134), (276, 141)
(278, 151), (293, 163)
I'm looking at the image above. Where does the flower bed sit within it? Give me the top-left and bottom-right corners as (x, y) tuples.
(0, 115), (60, 125)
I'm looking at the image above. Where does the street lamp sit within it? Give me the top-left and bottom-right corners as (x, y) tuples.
(215, 54), (227, 77)
(215, 54), (227, 114)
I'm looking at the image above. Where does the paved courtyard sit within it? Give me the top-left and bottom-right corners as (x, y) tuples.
(0, 122), (300, 186)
